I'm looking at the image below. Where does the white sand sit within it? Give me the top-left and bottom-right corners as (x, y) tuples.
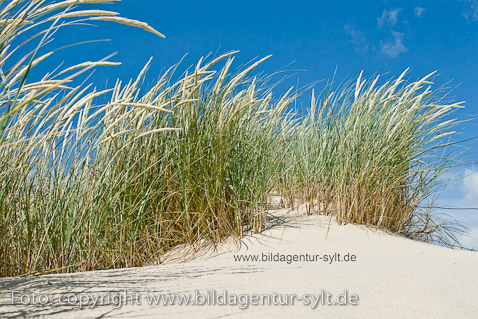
(1, 206), (477, 318)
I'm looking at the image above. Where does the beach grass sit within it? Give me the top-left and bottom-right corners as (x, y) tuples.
(0, 0), (467, 277)
(280, 73), (465, 245)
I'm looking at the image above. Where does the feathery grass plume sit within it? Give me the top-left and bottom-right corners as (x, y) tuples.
(35, 0), (120, 15)
(87, 16), (165, 38)
(56, 61), (121, 76)
(46, 10), (119, 20)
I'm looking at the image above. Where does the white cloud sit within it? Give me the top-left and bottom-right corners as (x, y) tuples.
(431, 168), (478, 250)
(377, 8), (402, 27)
(344, 24), (369, 53)
(463, 169), (478, 203)
(462, 0), (478, 21)
(449, 169), (478, 250)
(381, 31), (407, 58)
(455, 227), (478, 250)
(414, 7), (426, 17)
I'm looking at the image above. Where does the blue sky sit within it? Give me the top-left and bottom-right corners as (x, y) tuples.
(28, 0), (478, 249)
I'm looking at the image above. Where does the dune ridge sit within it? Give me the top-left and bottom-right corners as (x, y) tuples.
(1, 204), (477, 318)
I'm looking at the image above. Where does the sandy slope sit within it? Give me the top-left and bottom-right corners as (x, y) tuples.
(1, 206), (477, 318)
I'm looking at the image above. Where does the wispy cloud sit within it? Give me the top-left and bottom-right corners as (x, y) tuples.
(462, 0), (478, 21)
(381, 31), (407, 58)
(455, 169), (478, 250)
(344, 24), (369, 53)
(455, 227), (478, 250)
(463, 169), (478, 203)
(414, 7), (426, 17)
(433, 168), (478, 250)
(377, 8), (402, 27)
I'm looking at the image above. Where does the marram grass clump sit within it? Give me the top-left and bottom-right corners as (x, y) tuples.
(0, 0), (467, 277)
(280, 71), (464, 245)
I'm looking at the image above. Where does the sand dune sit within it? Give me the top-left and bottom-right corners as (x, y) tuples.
(1, 206), (477, 318)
